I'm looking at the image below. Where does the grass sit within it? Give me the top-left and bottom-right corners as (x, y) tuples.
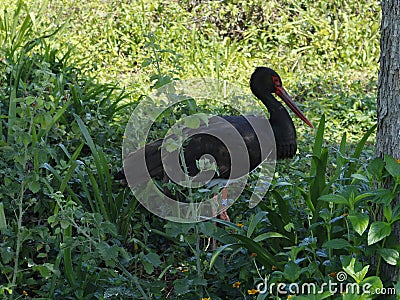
(51, 0), (379, 145)
(1, 0), (397, 299)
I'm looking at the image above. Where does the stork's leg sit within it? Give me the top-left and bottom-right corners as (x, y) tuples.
(210, 187), (230, 250)
(218, 187), (230, 222)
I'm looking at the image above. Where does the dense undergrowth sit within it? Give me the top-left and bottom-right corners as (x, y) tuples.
(1, 0), (399, 299)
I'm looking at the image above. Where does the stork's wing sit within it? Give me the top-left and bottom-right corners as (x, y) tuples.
(122, 115), (275, 187)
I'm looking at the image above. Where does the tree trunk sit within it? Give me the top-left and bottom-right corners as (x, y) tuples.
(376, 0), (400, 283)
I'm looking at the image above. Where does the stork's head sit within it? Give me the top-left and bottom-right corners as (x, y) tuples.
(250, 67), (313, 128)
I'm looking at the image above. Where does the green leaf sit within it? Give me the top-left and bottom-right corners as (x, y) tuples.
(197, 113), (210, 126)
(310, 148), (328, 209)
(144, 252), (162, 268)
(140, 252), (161, 274)
(391, 205), (400, 223)
(342, 257), (369, 283)
(350, 174), (369, 183)
(383, 205), (392, 222)
(209, 243), (235, 269)
(253, 232), (289, 242)
(322, 238), (351, 249)
(247, 211), (267, 238)
(0, 203), (7, 231)
(164, 137), (180, 152)
(369, 188), (395, 205)
(173, 278), (192, 295)
(283, 261), (301, 282)
(353, 192), (374, 204)
(28, 181), (40, 193)
(1, 244), (14, 264)
(184, 115), (201, 129)
(142, 260), (154, 275)
(271, 190), (290, 223)
(359, 276), (383, 295)
(60, 219), (70, 229)
(312, 114), (325, 160)
(345, 124), (377, 180)
(385, 155), (400, 181)
(377, 248), (399, 265)
(367, 221), (391, 245)
(367, 157), (385, 180)
(32, 263), (54, 279)
(318, 194), (348, 205)
(229, 234), (276, 267)
(142, 58), (152, 67)
(164, 222), (193, 238)
(98, 243), (119, 267)
(348, 213), (369, 236)
(341, 292), (368, 300)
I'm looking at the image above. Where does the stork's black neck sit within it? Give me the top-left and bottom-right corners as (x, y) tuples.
(259, 93), (298, 159)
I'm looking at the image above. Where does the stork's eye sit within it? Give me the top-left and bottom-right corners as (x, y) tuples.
(272, 75), (282, 87)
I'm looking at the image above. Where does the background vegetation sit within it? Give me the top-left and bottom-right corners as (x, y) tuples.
(1, 0), (398, 299)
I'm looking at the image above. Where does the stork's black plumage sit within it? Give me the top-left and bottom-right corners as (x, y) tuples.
(119, 67), (313, 184)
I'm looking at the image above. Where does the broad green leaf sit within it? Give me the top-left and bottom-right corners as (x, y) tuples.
(283, 261), (301, 282)
(28, 181), (40, 194)
(344, 264), (369, 284)
(60, 220), (70, 229)
(184, 115), (201, 129)
(142, 260), (154, 274)
(377, 248), (399, 265)
(341, 257), (369, 283)
(391, 205), (400, 223)
(32, 263), (54, 279)
(164, 137), (180, 152)
(367, 157), (385, 180)
(323, 238), (351, 249)
(383, 205), (392, 222)
(359, 276), (383, 295)
(318, 194), (348, 205)
(144, 252), (162, 267)
(173, 278), (191, 295)
(348, 213), (369, 236)
(367, 221), (391, 245)
(384, 155), (400, 180)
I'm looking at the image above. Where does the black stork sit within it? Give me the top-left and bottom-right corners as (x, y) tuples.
(119, 67), (313, 222)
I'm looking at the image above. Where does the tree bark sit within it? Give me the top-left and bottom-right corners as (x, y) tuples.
(376, 0), (400, 283)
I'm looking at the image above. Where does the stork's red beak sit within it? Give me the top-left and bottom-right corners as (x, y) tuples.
(275, 86), (314, 128)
